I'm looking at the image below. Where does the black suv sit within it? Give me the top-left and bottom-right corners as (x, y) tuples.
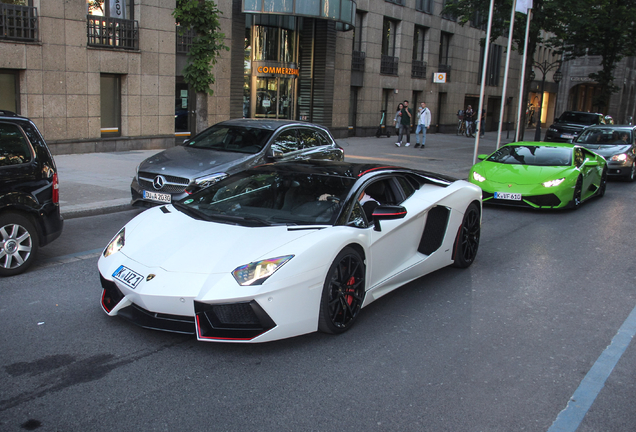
(0, 111), (63, 276)
(544, 111), (610, 142)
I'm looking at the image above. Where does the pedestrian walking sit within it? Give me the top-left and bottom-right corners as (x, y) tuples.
(396, 100), (413, 147)
(393, 103), (403, 138)
(414, 102), (431, 149)
(478, 108), (485, 137)
(464, 105), (475, 137)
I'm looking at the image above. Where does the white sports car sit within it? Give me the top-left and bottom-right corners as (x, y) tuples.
(98, 161), (482, 343)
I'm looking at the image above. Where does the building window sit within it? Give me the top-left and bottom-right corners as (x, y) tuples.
(442, 0), (458, 21)
(412, 26), (427, 79)
(479, 44), (503, 86)
(438, 32), (452, 81)
(0, 70), (19, 113)
(381, 18), (399, 75)
(0, 0), (38, 42)
(471, 9), (487, 30)
(352, 11), (365, 72)
(416, 0), (433, 14)
(385, 0), (405, 5)
(100, 74), (121, 137)
(87, 0), (138, 50)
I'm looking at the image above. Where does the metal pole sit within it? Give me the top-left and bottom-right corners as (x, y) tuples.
(496, 0), (518, 149)
(534, 73), (546, 141)
(515, 10), (532, 142)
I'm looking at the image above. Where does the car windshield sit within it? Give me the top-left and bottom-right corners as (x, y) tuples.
(175, 169), (356, 226)
(557, 112), (599, 125)
(184, 125), (274, 154)
(575, 128), (632, 145)
(486, 146), (572, 166)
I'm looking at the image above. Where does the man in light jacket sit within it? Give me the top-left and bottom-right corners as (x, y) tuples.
(414, 102), (431, 149)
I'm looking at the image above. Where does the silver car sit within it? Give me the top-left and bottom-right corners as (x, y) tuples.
(131, 119), (344, 207)
(573, 125), (636, 181)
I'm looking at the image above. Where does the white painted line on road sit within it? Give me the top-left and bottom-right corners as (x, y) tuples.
(547, 304), (636, 432)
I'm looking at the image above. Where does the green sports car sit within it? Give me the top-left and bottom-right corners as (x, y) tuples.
(469, 142), (607, 209)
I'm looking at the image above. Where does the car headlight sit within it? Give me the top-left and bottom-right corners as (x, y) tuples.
(611, 153), (628, 162)
(103, 228), (125, 257)
(472, 171), (486, 182)
(232, 255), (293, 286)
(194, 172), (228, 188)
(542, 178), (565, 187)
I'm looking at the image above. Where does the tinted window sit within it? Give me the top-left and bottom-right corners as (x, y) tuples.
(396, 176), (416, 201)
(271, 130), (300, 154)
(557, 112), (600, 125)
(576, 128), (632, 145)
(185, 125), (273, 154)
(298, 129), (321, 149)
(0, 123), (32, 166)
(487, 146), (572, 166)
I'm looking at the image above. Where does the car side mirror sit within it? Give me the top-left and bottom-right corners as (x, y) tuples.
(266, 147), (284, 159)
(477, 154), (488, 160)
(372, 205), (407, 232)
(585, 160), (599, 167)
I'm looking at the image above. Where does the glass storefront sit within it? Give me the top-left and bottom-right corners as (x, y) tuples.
(244, 15), (299, 119)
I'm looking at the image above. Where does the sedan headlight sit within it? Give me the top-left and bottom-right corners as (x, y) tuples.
(232, 255), (293, 286)
(611, 153), (628, 162)
(103, 228), (125, 257)
(194, 172), (228, 188)
(472, 171), (486, 182)
(542, 178), (565, 187)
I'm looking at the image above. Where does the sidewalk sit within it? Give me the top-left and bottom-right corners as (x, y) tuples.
(55, 131), (519, 219)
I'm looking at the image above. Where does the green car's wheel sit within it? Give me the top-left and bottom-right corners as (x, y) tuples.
(318, 247), (365, 334)
(598, 168), (608, 197)
(572, 176), (583, 209)
(452, 202), (480, 268)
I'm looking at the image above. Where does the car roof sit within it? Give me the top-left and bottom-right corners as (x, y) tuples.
(581, 125), (634, 131)
(215, 118), (330, 132)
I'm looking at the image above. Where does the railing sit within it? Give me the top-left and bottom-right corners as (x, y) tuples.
(0, 4), (38, 42)
(439, 64), (452, 81)
(385, 0), (405, 4)
(87, 15), (138, 50)
(176, 25), (195, 53)
(352, 50), (365, 72)
(380, 55), (399, 75)
(412, 60), (427, 79)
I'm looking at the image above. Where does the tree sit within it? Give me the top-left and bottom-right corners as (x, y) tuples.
(551, 0), (636, 111)
(173, 0), (229, 132)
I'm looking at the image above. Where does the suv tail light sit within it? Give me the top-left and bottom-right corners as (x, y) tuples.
(52, 173), (59, 204)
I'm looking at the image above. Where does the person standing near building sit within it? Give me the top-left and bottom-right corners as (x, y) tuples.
(464, 105), (475, 137)
(396, 100), (413, 147)
(393, 103), (404, 138)
(414, 101), (431, 149)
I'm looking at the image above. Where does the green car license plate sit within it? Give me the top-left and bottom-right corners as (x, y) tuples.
(494, 192), (522, 201)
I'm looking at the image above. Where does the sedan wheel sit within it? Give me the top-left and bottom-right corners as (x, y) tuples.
(318, 247), (365, 334)
(626, 162), (636, 182)
(452, 202), (481, 268)
(0, 213), (39, 277)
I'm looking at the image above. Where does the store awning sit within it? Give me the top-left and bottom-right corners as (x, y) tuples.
(242, 0), (356, 31)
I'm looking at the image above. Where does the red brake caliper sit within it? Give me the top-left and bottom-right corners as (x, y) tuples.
(345, 276), (356, 305)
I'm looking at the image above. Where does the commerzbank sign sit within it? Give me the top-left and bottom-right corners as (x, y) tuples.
(253, 62), (299, 77)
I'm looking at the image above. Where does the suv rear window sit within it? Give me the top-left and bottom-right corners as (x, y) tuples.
(0, 123), (32, 166)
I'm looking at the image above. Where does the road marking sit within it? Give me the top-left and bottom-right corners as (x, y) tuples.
(548, 304), (636, 432)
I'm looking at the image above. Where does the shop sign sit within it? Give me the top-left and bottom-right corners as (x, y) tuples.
(253, 62), (299, 77)
(433, 72), (447, 83)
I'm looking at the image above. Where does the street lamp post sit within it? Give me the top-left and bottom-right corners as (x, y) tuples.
(532, 60), (562, 141)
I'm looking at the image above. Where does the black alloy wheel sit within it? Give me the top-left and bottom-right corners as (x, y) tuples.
(597, 168), (608, 197)
(571, 176), (583, 209)
(452, 202), (481, 268)
(318, 247), (366, 334)
(0, 213), (39, 277)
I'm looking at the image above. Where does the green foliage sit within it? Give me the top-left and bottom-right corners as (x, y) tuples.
(173, 0), (230, 95)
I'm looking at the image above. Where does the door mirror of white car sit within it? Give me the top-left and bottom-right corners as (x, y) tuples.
(371, 205), (407, 232)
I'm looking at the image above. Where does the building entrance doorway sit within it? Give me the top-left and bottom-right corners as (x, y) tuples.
(252, 76), (294, 119)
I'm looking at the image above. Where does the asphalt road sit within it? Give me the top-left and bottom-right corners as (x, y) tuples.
(1, 179), (635, 431)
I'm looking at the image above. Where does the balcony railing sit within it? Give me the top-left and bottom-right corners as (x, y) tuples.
(412, 60), (427, 79)
(176, 26), (196, 54)
(0, 4), (38, 42)
(439, 64), (452, 81)
(380, 55), (399, 75)
(87, 15), (138, 50)
(352, 50), (365, 72)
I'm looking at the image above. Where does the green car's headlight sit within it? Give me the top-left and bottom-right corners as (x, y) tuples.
(104, 228), (125, 257)
(232, 255), (294, 286)
(542, 178), (565, 187)
(611, 153), (628, 162)
(472, 171), (486, 182)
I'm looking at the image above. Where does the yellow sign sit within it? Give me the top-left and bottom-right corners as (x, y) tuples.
(256, 66), (299, 76)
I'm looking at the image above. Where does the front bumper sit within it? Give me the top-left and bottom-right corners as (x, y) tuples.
(475, 180), (573, 209)
(130, 177), (188, 207)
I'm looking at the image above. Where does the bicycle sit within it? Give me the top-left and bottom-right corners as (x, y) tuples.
(457, 119), (466, 135)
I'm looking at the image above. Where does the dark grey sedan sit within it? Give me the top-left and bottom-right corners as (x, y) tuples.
(131, 119), (344, 206)
(573, 125), (636, 181)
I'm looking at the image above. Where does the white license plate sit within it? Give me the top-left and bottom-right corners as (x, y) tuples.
(143, 190), (171, 203)
(494, 192), (522, 201)
(561, 133), (574, 139)
(113, 265), (144, 290)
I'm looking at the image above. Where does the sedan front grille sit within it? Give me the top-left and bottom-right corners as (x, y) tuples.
(138, 171), (189, 193)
